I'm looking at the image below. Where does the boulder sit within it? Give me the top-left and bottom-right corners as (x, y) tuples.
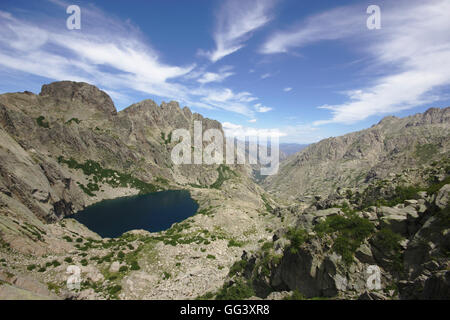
(421, 271), (450, 299)
(110, 261), (121, 273)
(358, 291), (389, 300)
(435, 184), (450, 210)
(355, 243), (375, 264)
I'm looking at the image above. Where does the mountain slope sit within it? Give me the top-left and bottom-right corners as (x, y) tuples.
(264, 107), (450, 200)
(0, 81), (280, 300)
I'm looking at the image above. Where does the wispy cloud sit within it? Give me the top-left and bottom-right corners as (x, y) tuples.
(260, 6), (363, 54)
(200, 0), (276, 62)
(283, 87), (292, 92)
(196, 66), (235, 84)
(260, 73), (272, 79)
(313, 0), (450, 125)
(0, 3), (268, 117)
(261, 0), (450, 125)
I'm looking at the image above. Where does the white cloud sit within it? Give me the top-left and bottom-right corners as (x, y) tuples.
(0, 7), (193, 102)
(313, 0), (450, 125)
(200, 0), (276, 62)
(260, 73), (272, 79)
(283, 87), (292, 92)
(261, 0), (450, 125)
(0, 5), (264, 117)
(254, 103), (272, 113)
(222, 122), (286, 138)
(260, 6), (362, 54)
(248, 119), (257, 123)
(196, 66), (235, 84)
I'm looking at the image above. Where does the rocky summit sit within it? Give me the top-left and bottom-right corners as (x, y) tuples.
(0, 81), (449, 300)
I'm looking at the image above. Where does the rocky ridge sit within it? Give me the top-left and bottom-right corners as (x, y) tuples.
(264, 107), (450, 200)
(0, 81), (278, 299)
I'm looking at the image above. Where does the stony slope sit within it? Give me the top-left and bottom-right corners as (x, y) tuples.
(264, 107), (450, 200)
(215, 158), (450, 300)
(0, 81), (279, 299)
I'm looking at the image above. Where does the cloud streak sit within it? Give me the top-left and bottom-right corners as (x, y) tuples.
(200, 0), (276, 62)
(0, 4), (270, 117)
(261, 0), (450, 125)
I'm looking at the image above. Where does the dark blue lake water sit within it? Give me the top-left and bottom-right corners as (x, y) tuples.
(72, 190), (198, 238)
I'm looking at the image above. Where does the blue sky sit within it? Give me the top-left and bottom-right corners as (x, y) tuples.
(0, 0), (449, 143)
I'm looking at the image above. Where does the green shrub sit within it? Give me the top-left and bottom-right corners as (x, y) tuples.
(64, 257), (73, 263)
(107, 285), (122, 297)
(36, 116), (49, 128)
(261, 241), (274, 251)
(286, 228), (309, 254)
(228, 260), (247, 277)
(196, 292), (215, 300)
(315, 213), (374, 264)
(65, 118), (81, 125)
(119, 266), (128, 272)
(228, 239), (244, 248)
(27, 264), (36, 271)
(372, 228), (404, 272)
(130, 260), (140, 270)
(206, 254), (216, 260)
(51, 260), (61, 267)
(216, 279), (255, 300)
(427, 176), (450, 195)
(210, 165), (236, 189)
(284, 290), (305, 300)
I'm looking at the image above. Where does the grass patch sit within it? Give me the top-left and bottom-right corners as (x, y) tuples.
(228, 239), (244, 248)
(58, 156), (158, 196)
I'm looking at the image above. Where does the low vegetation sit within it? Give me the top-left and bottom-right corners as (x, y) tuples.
(314, 212), (375, 264)
(57, 156), (159, 196)
(36, 116), (49, 128)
